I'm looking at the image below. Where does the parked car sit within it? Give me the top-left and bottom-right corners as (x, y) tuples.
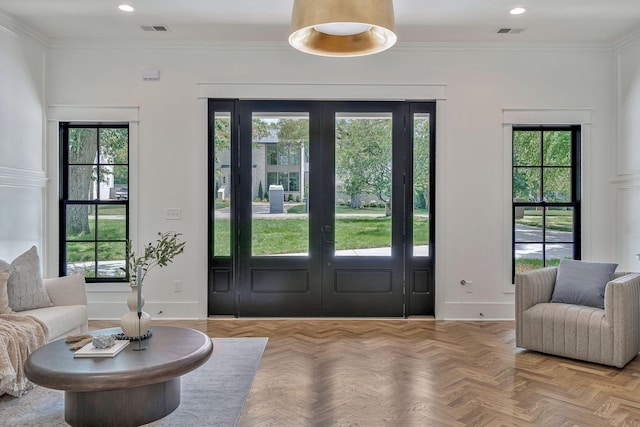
(115, 185), (128, 200)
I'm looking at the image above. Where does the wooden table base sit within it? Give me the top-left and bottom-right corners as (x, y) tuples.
(26, 327), (212, 427)
(64, 378), (181, 427)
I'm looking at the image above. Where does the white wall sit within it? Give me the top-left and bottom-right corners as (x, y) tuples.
(615, 33), (640, 273)
(0, 13), (47, 264)
(39, 40), (623, 320)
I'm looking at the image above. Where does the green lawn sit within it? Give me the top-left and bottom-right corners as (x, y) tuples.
(515, 209), (573, 232)
(67, 208), (430, 261)
(213, 215), (429, 256)
(66, 216), (126, 262)
(287, 205), (429, 215)
(215, 200), (230, 210)
(335, 206), (386, 215)
(67, 240), (126, 262)
(252, 218), (309, 255)
(515, 258), (562, 274)
(99, 205), (126, 215)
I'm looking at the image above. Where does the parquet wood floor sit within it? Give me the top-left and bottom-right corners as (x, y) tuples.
(89, 318), (640, 426)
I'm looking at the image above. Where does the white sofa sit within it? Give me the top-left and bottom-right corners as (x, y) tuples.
(15, 274), (88, 342)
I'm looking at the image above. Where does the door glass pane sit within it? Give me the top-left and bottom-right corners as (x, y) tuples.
(335, 112), (392, 257)
(413, 112), (430, 256)
(213, 112), (231, 257)
(252, 113), (309, 256)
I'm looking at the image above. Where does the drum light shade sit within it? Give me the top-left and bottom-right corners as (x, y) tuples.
(289, 0), (397, 57)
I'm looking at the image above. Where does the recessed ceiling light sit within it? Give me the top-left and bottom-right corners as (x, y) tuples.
(118, 4), (135, 12)
(510, 7), (527, 15)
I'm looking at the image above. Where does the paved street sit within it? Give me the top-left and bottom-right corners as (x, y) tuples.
(514, 224), (573, 259)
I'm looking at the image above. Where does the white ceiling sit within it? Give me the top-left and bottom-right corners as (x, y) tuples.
(0, 0), (639, 45)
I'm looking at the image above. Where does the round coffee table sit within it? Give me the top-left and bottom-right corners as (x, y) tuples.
(24, 326), (213, 427)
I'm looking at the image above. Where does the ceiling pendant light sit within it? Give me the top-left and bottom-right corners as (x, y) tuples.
(289, 0), (397, 57)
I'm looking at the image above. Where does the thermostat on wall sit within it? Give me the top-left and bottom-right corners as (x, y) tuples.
(142, 69), (160, 80)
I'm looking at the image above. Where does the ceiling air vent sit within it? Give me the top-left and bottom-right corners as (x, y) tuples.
(496, 28), (524, 34)
(141, 25), (170, 32)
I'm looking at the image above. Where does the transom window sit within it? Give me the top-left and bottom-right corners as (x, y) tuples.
(60, 123), (129, 282)
(512, 126), (581, 277)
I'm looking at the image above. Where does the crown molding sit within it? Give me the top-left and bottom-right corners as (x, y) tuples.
(0, 9), (49, 47)
(613, 27), (640, 51)
(0, 5), (631, 54)
(393, 41), (612, 53)
(46, 38), (615, 54)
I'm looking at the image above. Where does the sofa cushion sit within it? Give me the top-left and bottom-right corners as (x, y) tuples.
(18, 305), (87, 342)
(44, 275), (87, 306)
(5, 246), (53, 312)
(0, 260), (13, 314)
(550, 259), (617, 309)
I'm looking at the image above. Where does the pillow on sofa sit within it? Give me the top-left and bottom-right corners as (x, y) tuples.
(0, 260), (13, 314)
(550, 259), (618, 309)
(5, 246), (53, 312)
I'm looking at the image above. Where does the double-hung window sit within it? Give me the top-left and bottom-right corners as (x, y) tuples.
(60, 123), (129, 282)
(512, 126), (581, 277)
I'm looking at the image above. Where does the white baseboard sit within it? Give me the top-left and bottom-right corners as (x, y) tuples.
(437, 302), (515, 320)
(88, 301), (204, 320)
(89, 301), (516, 321)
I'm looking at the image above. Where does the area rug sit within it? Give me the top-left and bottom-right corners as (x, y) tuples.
(0, 337), (268, 427)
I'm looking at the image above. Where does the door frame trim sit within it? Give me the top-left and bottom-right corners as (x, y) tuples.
(198, 83), (447, 101)
(203, 83), (448, 318)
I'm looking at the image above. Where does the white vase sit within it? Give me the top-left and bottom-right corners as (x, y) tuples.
(119, 283), (151, 338)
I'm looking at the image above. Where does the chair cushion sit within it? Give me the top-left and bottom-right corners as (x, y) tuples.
(550, 259), (617, 309)
(522, 302), (613, 364)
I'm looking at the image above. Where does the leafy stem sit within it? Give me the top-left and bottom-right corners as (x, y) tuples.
(124, 231), (186, 284)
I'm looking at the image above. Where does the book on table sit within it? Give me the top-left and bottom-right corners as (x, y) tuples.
(74, 340), (130, 358)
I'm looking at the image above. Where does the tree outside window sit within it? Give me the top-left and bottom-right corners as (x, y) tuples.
(61, 123), (129, 281)
(512, 126), (580, 276)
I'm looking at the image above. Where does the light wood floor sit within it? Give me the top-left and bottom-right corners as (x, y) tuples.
(89, 319), (640, 426)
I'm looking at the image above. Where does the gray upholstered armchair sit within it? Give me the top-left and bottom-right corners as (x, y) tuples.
(515, 267), (640, 368)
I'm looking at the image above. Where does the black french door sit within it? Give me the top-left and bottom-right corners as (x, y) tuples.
(208, 99), (435, 317)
